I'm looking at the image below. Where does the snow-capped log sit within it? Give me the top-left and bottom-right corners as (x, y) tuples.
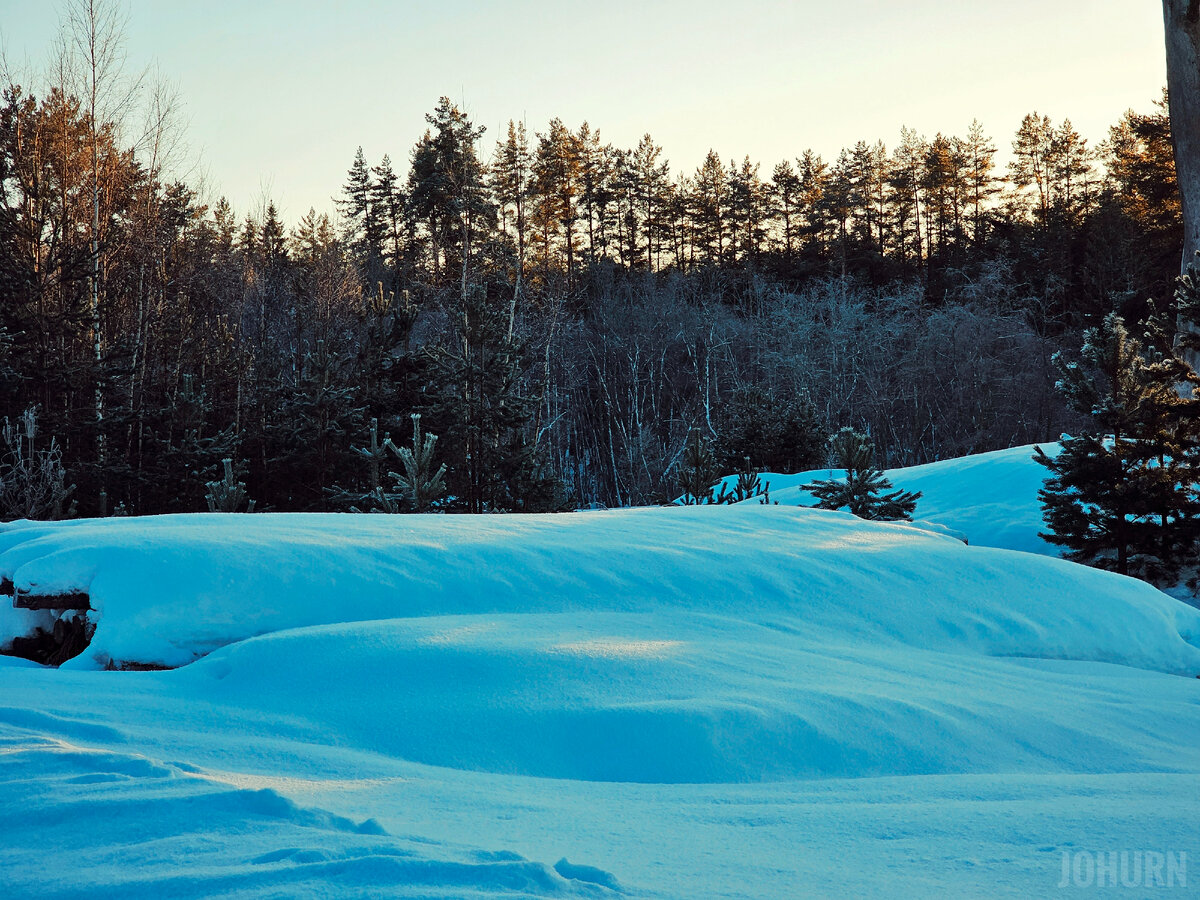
(1, 561), (92, 665)
(13, 589), (90, 610)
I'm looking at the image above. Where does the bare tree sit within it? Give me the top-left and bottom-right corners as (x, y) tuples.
(63, 0), (143, 489)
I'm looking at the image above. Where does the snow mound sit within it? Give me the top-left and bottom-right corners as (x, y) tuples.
(730, 443), (1058, 554)
(0, 503), (1195, 675)
(2, 478), (1199, 785)
(175, 610), (1200, 782)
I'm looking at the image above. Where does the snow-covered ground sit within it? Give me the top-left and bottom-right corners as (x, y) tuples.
(2, 445), (1198, 897)
(720, 442), (1060, 555)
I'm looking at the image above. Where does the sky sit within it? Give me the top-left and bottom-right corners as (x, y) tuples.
(0, 0), (1169, 224)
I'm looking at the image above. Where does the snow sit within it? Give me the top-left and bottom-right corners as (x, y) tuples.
(723, 442), (1060, 554)
(2, 444), (1199, 897)
(0, 603), (52, 651)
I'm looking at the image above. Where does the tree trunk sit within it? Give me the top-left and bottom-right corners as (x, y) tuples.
(1165, 0), (1200, 366)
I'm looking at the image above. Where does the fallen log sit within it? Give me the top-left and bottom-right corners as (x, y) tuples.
(5, 612), (94, 666)
(13, 589), (91, 611)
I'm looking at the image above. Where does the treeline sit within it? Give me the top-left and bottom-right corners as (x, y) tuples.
(0, 42), (1183, 514)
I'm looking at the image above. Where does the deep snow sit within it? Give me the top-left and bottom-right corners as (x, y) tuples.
(2, 444), (1198, 898)
(721, 442), (1060, 555)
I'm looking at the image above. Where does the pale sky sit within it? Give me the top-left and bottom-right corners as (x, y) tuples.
(0, 0), (1169, 224)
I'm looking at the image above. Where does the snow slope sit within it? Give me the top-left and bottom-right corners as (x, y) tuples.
(2, 445), (1200, 897)
(722, 442), (1059, 554)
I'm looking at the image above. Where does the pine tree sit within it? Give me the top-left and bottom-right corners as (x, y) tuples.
(532, 118), (583, 279)
(1033, 312), (1200, 577)
(353, 286), (425, 429)
(267, 339), (364, 510)
(804, 428), (921, 520)
(371, 154), (404, 274)
(711, 456), (772, 505)
(795, 150), (830, 257)
(406, 98), (494, 287)
(205, 458), (255, 513)
(0, 406), (76, 520)
(771, 160), (802, 256)
(727, 155), (767, 263)
(630, 133), (670, 271)
(962, 119), (999, 243)
(338, 417), (400, 513)
(388, 413), (447, 512)
(576, 122), (611, 266)
(676, 429), (720, 505)
(692, 151), (727, 264)
(888, 130), (925, 266)
(428, 282), (556, 513)
(492, 121), (532, 334)
(1010, 112), (1055, 225)
(139, 374), (237, 513)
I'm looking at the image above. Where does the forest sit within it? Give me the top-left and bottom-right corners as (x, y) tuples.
(0, 34), (1184, 514)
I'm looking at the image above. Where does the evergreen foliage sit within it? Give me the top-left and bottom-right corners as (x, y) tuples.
(804, 428), (921, 520)
(0, 407), (76, 520)
(677, 429), (721, 505)
(357, 416), (389, 495)
(714, 387), (825, 474)
(713, 457), (773, 505)
(0, 19), (1187, 517)
(138, 375), (237, 513)
(1168, 251), (1200, 362)
(1034, 311), (1200, 578)
(269, 340), (365, 510)
(388, 413), (448, 512)
(339, 417), (400, 513)
(205, 459), (255, 513)
(429, 282), (558, 513)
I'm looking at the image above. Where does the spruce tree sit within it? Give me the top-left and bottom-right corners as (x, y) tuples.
(339, 147), (384, 270)
(804, 428), (921, 520)
(1033, 312), (1200, 577)
(371, 155), (403, 274)
(139, 374), (237, 513)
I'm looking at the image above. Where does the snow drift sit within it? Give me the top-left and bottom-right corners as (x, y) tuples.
(0, 497), (1197, 784)
(0, 501), (1195, 675)
(723, 442), (1060, 554)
